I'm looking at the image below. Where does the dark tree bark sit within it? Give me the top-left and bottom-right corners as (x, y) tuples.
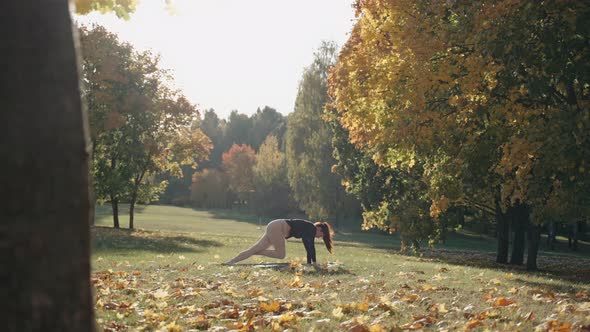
(510, 203), (529, 265)
(110, 157), (120, 228)
(129, 195), (136, 230)
(526, 224), (541, 271)
(546, 221), (556, 250)
(129, 167), (148, 230)
(0, 1), (95, 331)
(110, 196), (120, 229)
(495, 204), (510, 264)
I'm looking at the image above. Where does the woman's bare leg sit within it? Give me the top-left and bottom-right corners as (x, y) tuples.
(256, 220), (287, 259)
(225, 235), (271, 264)
(225, 220), (289, 264)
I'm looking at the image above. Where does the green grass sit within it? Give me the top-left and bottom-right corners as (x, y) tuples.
(92, 205), (590, 331)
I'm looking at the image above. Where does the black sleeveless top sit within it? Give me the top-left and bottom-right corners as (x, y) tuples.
(285, 219), (316, 264)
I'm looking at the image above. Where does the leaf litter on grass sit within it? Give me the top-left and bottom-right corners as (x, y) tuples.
(92, 228), (590, 331)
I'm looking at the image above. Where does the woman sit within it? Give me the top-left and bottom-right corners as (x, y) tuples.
(224, 219), (333, 265)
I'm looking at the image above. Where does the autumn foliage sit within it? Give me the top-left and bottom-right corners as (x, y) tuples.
(328, 0), (590, 269)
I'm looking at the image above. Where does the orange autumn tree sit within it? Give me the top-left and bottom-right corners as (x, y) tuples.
(329, 0), (590, 270)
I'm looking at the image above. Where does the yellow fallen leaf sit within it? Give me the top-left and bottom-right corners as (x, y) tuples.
(164, 322), (182, 332)
(290, 276), (304, 288)
(356, 302), (369, 312)
(422, 284), (437, 291)
(369, 324), (385, 332)
(153, 289), (169, 299)
(247, 287), (263, 297)
(260, 300), (280, 313)
(434, 303), (448, 314)
(332, 307), (344, 319)
(508, 287), (518, 294)
(278, 312), (298, 324)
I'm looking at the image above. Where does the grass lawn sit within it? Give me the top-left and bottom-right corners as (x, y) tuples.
(92, 205), (590, 331)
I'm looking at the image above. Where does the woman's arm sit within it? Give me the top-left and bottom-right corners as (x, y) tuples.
(302, 237), (316, 264)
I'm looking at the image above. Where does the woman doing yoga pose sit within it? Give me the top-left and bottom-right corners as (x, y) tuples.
(224, 219), (333, 265)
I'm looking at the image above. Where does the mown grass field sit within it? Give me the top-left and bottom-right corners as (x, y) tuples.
(92, 205), (590, 331)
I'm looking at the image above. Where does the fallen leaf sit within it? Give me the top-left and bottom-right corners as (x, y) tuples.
(333, 307), (344, 319)
(260, 300), (280, 313)
(464, 319), (485, 330)
(492, 297), (515, 307)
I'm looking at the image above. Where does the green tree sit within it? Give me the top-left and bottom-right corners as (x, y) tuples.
(253, 135), (296, 216)
(198, 109), (225, 168)
(327, 111), (434, 249)
(249, 106), (287, 151)
(286, 41), (358, 225)
(80, 25), (211, 228)
(191, 168), (230, 208)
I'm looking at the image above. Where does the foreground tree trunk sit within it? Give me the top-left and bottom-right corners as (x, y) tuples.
(510, 203), (528, 265)
(526, 224), (541, 271)
(0, 1), (95, 331)
(495, 204), (510, 264)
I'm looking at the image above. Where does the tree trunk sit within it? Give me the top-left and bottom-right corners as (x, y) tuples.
(496, 206), (510, 264)
(495, 198), (510, 264)
(110, 195), (120, 229)
(526, 224), (541, 271)
(510, 203), (528, 265)
(439, 217), (447, 244)
(129, 192), (137, 230)
(546, 221), (556, 250)
(572, 222), (579, 251)
(0, 1), (95, 331)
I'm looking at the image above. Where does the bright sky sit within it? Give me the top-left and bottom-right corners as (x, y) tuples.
(76, 0), (357, 119)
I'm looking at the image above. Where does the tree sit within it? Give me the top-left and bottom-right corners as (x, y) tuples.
(329, 0), (590, 270)
(198, 109), (225, 168)
(222, 111), (253, 152)
(80, 25), (211, 229)
(191, 168), (230, 209)
(80, 24), (136, 228)
(286, 41), (358, 224)
(124, 94), (212, 229)
(75, 0), (139, 19)
(253, 135), (297, 216)
(327, 111), (434, 250)
(221, 144), (256, 206)
(249, 106), (287, 151)
(1, 1), (94, 330)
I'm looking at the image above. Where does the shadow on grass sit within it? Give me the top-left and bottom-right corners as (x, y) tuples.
(92, 226), (222, 254)
(407, 248), (590, 284)
(223, 262), (355, 276)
